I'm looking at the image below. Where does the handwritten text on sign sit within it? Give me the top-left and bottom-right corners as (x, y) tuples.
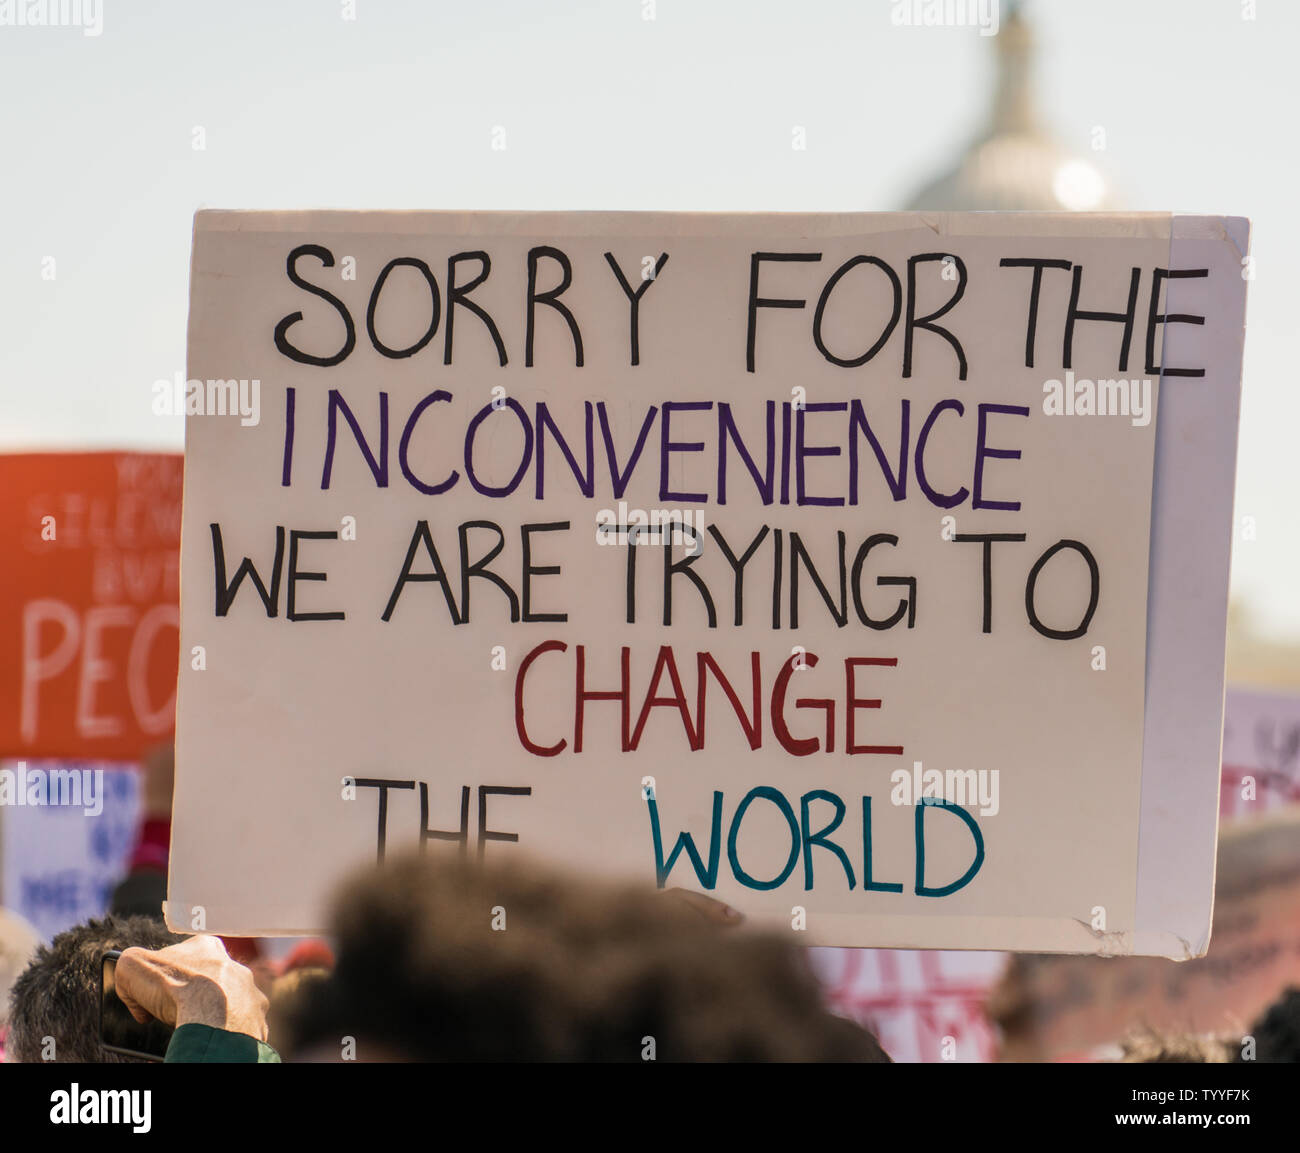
(172, 212), (1200, 945)
(0, 453), (181, 762)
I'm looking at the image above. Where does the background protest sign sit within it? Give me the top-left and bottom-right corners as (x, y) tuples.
(812, 945), (1005, 1063)
(0, 452), (182, 762)
(0, 759), (141, 942)
(1220, 686), (1300, 819)
(170, 211), (1247, 952)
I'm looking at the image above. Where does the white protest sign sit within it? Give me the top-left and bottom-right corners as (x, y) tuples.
(169, 211), (1248, 954)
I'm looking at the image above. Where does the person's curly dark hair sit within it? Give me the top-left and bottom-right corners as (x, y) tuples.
(7, 914), (184, 1063)
(1241, 986), (1300, 1063)
(285, 852), (890, 1062)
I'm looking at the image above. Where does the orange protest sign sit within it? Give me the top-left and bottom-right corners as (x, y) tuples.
(0, 452), (182, 761)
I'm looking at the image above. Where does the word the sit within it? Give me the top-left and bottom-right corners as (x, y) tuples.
(351, 778), (532, 863)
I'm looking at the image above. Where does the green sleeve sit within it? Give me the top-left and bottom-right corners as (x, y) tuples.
(165, 1022), (282, 1063)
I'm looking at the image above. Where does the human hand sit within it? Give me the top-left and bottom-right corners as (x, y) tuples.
(664, 887), (743, 926)
(114, 935), (270, 1041)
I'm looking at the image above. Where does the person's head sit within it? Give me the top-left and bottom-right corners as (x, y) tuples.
(284, 851), (889, 1062)
(266, 966), (329, 1052)
(108, 871), (167, 920)
(1119, 1028), (1231, 1063)
(1242, 986), (1300, 1062)
(6, 914), (185, 1063)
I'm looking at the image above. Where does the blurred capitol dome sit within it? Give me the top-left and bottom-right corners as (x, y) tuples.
(906, 3), (1114, 212)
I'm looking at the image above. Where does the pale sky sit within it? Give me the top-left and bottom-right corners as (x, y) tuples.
(1, 0), (1295, 636)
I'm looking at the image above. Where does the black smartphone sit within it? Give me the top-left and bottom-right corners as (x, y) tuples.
(100, 950), (173, 1062)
